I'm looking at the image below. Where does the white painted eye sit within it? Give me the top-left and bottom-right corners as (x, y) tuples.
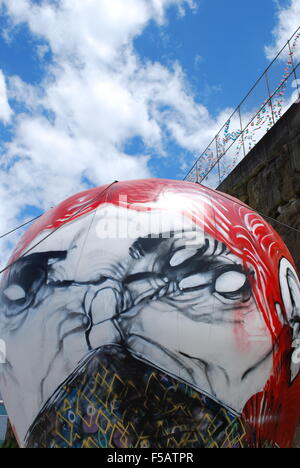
(179, 274), (206, 290)
(3, 284), (26, 301)
(215, 271), (247, 294)
(170, 249), (198, 267)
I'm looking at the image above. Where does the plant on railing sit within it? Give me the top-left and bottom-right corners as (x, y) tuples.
(185, 27), (300, 187)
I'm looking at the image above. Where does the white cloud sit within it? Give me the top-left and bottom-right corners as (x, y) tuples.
(0, 69), (12, 123)
(0, 0), (208, 266)
(266, 0), (300, 61)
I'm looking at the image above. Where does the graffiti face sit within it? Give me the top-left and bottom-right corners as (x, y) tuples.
(0, 180), (299, 448)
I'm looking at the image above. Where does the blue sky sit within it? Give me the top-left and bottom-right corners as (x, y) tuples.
(0, 1), (288, 112)
(0, 0), (299, 264)
(136, 1), (277, 111)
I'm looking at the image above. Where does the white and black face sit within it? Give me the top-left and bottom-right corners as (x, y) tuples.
(0, 204), (288, 444)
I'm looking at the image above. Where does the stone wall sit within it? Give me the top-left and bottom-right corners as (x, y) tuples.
(217, 100), (300, 448)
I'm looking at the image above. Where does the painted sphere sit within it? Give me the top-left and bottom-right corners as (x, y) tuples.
(0, 179), (299, 448)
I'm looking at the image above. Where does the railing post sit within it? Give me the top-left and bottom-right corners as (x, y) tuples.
(215, 136), (221, 185)
(238, 106), (246, 158)
(196, 161), (199, 184)
(265, 70), (276, 125)
(288, 39), (300, 101)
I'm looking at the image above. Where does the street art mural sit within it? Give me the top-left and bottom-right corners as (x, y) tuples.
(0, 179), (299, 448)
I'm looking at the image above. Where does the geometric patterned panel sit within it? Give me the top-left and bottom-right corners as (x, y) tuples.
(26, 346), (272, 448)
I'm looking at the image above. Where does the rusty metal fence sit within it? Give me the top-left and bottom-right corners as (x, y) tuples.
(184, 27), (300, 188)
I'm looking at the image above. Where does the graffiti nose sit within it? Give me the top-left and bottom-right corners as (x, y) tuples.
(84, 279), (131, 350)
(84, 280), (123, 323)
(90, 288), (120, 325)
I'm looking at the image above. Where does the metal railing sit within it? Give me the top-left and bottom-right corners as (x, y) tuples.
(184, 27), (300, 188)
